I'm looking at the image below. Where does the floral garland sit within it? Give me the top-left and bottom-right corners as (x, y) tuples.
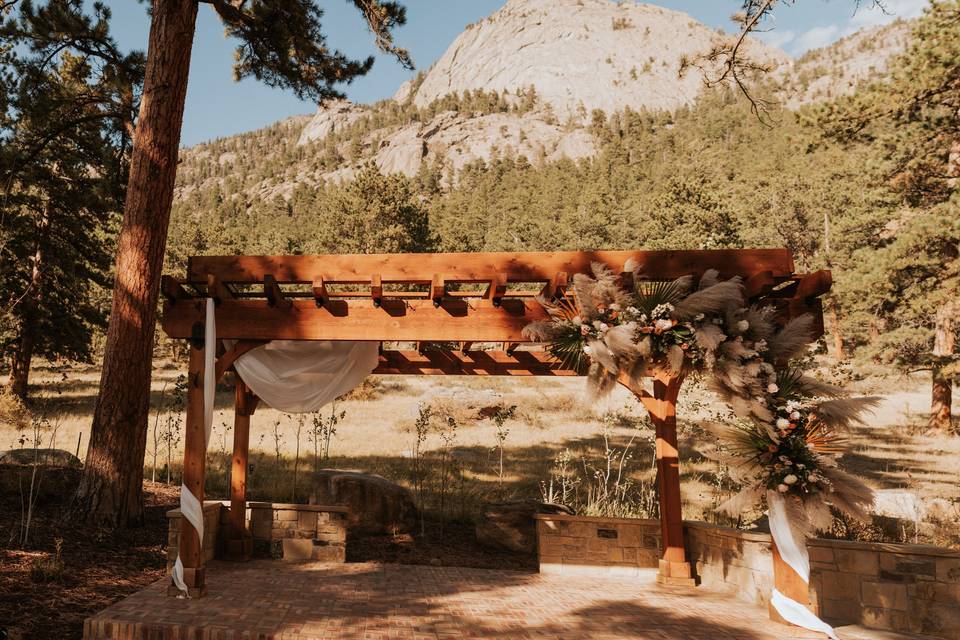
(523, 261), (877, 526)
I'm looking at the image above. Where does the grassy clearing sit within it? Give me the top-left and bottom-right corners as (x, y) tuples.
(4, 360), (959, 547)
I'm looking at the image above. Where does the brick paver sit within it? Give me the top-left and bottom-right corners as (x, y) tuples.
(83, 560), (831, 639)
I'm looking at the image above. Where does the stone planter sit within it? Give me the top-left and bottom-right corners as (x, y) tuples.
(534, 513), (661, 576)
(167, 501), (349, 567)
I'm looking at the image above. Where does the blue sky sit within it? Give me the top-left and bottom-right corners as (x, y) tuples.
(103, 0), (927, 147)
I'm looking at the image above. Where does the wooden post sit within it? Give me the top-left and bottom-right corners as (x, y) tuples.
(647, 371), (695, 586)
(226, 378), (255, 560)
(770, 540), (817, 623)
(169, 341), (207, 597)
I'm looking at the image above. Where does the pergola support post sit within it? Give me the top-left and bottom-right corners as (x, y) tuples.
(225, 378), (256, 561)
(168, 342), (208, 597)
(649, 373), (695, 586)
(619, 370), (696, 587)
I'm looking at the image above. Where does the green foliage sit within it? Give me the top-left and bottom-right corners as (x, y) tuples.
(0, 0), (144, 392)
(811, 1), (960, 373)
(209, 0), (410, 102)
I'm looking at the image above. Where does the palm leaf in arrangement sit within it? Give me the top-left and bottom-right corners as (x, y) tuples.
(633, 276), (691, 315)
(803, 418), (848, 455)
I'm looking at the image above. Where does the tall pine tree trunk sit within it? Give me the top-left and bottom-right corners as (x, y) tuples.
(72, 0), (198, 527)
(7, 204), (51, 401)
(826, 297), (845, 362)
(930, 300), (956, 431)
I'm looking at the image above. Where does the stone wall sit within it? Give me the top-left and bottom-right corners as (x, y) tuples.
(166, 502), (222, 572)
(684, 521), (774, 607)
(808, 538), (960, 637)
(166, 501), (348, 568)
(248, 502), (348, 562)
(535, 515), (960, 639)
(534, 514), (660, 576)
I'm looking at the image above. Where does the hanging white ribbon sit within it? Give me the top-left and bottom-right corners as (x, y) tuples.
(768, 491), (837, 639)
(171, 298), (217, 596)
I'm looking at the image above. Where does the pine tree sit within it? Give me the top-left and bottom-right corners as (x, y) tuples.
(0, 1), (143, 400)
(815, 1), (960, 430)
(76, 0), (411, 527)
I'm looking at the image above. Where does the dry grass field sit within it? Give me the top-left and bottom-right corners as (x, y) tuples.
(4, 360), (959, 547)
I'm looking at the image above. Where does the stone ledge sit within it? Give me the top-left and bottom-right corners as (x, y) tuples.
(808, 537), (960, 560)
(533, 513), (659, 526)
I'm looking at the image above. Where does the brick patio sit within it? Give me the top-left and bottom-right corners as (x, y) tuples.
(83, 560), (854, 639)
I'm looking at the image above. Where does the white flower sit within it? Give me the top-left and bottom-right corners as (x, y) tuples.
(755, 339), (768, 352)
(776, 418), (790, 429)
(598, 322), (609, 333)
(777, 484), (789, 493)
(654, 318), (673, 331)
(767, 383), (779, 394)
(593, 320), (603, 330)
(651, 303), (675, 319)
(784, 474), (798, 485)
(790, 411), (801, 420)
(572, 316), (583, 326)
(626, 306), (639, 315)
(610, 303), (621, 311)
(736, 320), (749, 332)
(583, 345), (593, 355)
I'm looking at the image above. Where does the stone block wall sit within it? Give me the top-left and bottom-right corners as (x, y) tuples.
(249, 502), (348, 563)
(534, 514), (660, 576)
(808, 538), (960, 638)
(685, 521), (774, 607)
(535, 515), (960, 639)
(165, 502), (222, 572)
(166, 501), (349, 568)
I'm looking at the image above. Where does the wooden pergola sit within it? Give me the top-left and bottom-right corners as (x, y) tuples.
(160, 249), (831, 597)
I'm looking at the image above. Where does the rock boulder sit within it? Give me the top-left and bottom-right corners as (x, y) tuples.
(0, 448), (81, 467)
(307, 469), (418, 535)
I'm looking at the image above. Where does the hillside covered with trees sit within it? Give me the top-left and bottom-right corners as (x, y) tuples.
(164, 3), (959, 431)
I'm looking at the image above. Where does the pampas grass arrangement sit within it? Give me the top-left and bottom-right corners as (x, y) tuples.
(523, 261), (878, 535)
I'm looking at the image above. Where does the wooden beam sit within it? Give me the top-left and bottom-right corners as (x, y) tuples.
(795, 270), (832, 300)
(215, 340), (268, 382)
(163, 298), (549, 342)
(171, 344), (207, 597)
(226, 379), (254, 562)
(263, 274), (291, 309)
(645, 371), (694, 587)
(371, 274), (383, 308)
(374, 349), (580, 376)
(743, 270), (775, 299)
(486, 272), (507, 307)
(431, 274), (445, 307)
(312, 276), (328, 308)
(188, 249), (796, 285)
(206, 274), (232, 306)
(160, 275), (188, 304)
(540, 271), (568, 301)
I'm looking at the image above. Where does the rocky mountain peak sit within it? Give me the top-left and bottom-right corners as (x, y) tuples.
(403, 0), (791, 119)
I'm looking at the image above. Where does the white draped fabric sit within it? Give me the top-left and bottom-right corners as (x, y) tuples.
(228, 340), (379, 413)
(171, 301), (377, 596)
(768, 491), (838, 640)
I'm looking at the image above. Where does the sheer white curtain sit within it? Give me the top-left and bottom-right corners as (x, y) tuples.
(171, 301), (378, 596)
